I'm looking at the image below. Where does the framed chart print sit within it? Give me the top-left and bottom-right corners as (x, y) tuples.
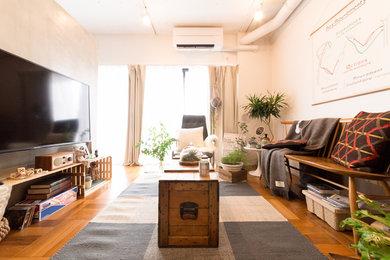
(311, 0), (390, 105)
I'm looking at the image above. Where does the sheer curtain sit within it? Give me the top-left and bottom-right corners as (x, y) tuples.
(96, 66), (128, 164)
(209, 65), (239, 163)
(124, 65), (146, 166)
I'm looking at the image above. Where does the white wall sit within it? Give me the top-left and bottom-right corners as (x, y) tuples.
(0, 0), (98, 176)
(97, 34), (238, 65)
(270, 0), (390, 139)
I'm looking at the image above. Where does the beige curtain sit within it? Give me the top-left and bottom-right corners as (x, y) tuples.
(124, 65), (146, 166)
(209, 65), (239, 162)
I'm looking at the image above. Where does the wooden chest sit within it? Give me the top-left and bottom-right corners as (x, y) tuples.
(158, 173), (219, 247)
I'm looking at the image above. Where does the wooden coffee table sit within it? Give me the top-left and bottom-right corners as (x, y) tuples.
(158, 173), (219, 247)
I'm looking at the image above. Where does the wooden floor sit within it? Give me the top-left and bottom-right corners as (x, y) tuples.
(0, 165), (356, 259)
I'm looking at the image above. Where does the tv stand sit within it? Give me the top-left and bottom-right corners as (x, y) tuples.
(3, 156), (112, 199)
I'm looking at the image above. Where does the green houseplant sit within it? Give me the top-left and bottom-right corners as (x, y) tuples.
(135, 123), (176, 162)
(220, 149), (247, 172)
(235, 121), (248, 151)
(243, 91), (287, 141)
(340, 195), (390, 259)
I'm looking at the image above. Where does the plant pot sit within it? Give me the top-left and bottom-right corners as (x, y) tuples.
(220, 162), (243, 172)
(85, 180), (92, 189)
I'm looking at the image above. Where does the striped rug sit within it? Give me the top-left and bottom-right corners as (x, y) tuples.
(52, 171), (326, 259)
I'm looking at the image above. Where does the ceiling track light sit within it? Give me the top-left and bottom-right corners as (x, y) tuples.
(142, 0), (156, 34)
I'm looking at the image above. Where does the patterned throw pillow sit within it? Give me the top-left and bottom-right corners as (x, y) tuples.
(331, 111), (390, 172)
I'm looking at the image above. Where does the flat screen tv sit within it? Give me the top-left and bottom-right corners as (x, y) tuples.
(0, 48), (91, 153)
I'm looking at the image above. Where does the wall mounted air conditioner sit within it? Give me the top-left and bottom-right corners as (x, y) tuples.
(173, 27), (223, 51)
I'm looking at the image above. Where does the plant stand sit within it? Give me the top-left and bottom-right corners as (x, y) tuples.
(244, 147), (262, 177)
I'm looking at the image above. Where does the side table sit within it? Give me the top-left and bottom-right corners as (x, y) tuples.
(244, 147), (262, 178)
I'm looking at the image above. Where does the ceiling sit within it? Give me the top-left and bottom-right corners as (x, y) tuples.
(55, 0), (286, 35)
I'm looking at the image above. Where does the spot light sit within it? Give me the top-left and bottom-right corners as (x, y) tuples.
(254, 9), (263, 21)
(142, 14), (151, 26)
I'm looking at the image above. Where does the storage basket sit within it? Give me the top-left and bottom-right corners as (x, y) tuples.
(0, 184), (12, 219)
(302, 190), (350, 231)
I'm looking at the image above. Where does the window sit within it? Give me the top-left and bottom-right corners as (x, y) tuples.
(140, 66), (209, 162)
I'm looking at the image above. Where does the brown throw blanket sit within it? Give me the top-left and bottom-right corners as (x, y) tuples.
(260, 118), (340, 199)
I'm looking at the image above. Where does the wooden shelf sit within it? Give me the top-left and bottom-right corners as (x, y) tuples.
(2, 163), (83, 187)
(3, 156), (112, 199)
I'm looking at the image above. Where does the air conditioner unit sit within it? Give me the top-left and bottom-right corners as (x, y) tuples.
(173, 27), (223, 51)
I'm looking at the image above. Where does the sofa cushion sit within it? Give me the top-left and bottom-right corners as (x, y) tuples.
(177, 127), (204, 152)
(331, 111), (390, 172)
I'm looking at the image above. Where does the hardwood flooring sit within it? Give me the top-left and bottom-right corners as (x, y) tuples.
(0, 165), (356, 259)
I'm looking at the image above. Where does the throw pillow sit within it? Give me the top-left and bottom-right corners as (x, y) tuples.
(262, 139), (307, 149)
(177, 127), (204, 152)
(331, 111), (390, 172)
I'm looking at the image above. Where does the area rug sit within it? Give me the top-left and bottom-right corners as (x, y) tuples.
(52, 171), (326, 260)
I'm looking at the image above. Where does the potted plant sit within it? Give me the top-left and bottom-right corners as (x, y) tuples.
(340, 195), (390, 259)
(136, 122), (176, 162)
(235, 121), (248, 151)
(220, 149), (247, 172)
(243, 91), (287, 141)
(179, 146), (202, 166)
(248, 136), (257, 148)
(85, 175), (92, 189)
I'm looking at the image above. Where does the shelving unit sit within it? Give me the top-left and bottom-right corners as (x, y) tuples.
(3, 156), (112, 199)
(2, 163), (83, 187)
(71, 156), (112, 198)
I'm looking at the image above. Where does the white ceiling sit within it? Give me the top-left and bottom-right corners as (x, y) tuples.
(55, 0), (285, 35)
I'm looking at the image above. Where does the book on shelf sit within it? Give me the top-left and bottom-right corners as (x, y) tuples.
(307, 183), (339, 195)
(26, 181), (71, 200)
(5, 205), (35, 230)
(27, 179), (71, 194)
(30, 175), (71, 189)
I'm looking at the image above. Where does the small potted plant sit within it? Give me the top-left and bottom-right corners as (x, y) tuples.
(179, 146), (202, 166)
(85, 175), (92, 189)
(235, 121), (248, 151)
(220, 149), (247, 172)
(248, 136), (257, 148)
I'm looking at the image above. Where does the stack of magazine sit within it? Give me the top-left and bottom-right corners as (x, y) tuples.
(306, 183), (351, 209)
(307, 183), (339, 199)
(324, 194), (350, 209)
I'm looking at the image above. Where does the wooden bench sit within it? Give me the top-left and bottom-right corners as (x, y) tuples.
(281, 119), (390, 245)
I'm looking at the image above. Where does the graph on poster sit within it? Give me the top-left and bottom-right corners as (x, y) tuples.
(311, 0), (390, 105)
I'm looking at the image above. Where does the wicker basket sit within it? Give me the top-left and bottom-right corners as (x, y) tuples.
(302, 190), (350, 231)
(0, 184), (12, 219)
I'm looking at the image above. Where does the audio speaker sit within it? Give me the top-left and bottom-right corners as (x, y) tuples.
(35, 152), (74, 171)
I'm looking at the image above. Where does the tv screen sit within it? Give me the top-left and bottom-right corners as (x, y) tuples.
(0, 49), (91, 153)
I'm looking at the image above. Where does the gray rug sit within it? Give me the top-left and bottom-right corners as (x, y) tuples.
(52, 172), (326, 259)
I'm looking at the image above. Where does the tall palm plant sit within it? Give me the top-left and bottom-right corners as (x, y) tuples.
(243, 92), (287, 141)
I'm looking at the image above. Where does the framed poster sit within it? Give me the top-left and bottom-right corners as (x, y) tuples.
(311, 0), (390, 105)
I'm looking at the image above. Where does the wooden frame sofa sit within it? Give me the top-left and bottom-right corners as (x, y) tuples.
(281, 119), (390, 244)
